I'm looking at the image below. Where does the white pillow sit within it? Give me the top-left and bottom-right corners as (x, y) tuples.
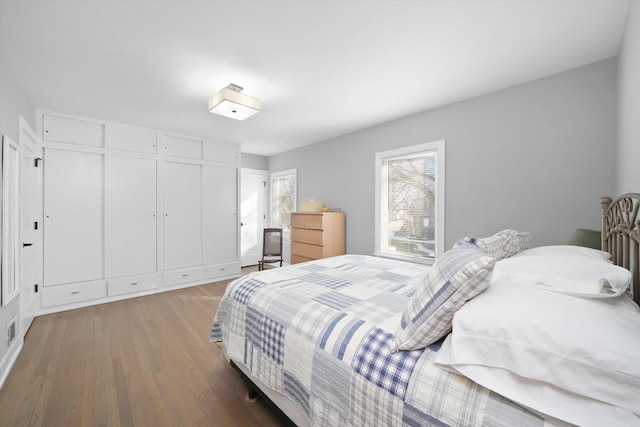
(435, 281), (640, 423)
(494, 253), (630, 297)
(436, 337), (640, 426)
(514, 244), (611, 261)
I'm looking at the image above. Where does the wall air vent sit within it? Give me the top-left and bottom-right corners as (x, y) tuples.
(6, 317), (17, 347)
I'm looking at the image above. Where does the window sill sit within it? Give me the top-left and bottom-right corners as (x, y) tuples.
(373, 252), (436, 266)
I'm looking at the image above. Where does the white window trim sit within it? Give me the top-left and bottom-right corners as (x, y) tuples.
(374, 140), (445, 264)
(270, 168), (297, 238)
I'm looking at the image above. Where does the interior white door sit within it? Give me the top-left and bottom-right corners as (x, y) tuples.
(203, 165), (237, 265)
(43, 149), (103, 286)
(164, 161), (202, 270)
(240, 169), (267, 267)
(105, 155), (157, 278)
(18, 122), (42, 332)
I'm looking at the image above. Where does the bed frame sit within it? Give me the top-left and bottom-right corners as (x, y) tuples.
(601, 193), (640, 304)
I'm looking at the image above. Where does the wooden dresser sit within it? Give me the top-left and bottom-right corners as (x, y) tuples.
(291, 212), (345, 264)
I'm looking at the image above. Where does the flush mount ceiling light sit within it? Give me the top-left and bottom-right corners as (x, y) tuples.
(208, 83), (260, 120)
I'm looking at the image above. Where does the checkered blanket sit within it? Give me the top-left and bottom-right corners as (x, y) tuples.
(211, 255), (543, 426)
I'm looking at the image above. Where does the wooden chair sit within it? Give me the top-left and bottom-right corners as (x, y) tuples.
(258, 228), (283, 271)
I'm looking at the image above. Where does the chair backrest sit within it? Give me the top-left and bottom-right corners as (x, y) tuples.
(262, 228), (283, 258)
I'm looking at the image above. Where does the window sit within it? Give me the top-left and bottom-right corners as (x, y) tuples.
(375, 141), (445, 263)
(271, 169), (297, 238)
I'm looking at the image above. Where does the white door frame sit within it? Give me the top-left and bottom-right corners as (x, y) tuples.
(240, 168), (267, 267)
(1, 135), (20, 306)
(18, 117), (42, 333)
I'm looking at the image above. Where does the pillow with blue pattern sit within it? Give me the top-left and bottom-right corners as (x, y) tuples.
(390, 244), (496, 352)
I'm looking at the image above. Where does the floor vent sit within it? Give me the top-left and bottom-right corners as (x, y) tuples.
(6, 317), (17, 347)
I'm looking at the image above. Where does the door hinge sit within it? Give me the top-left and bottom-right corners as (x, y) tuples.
(34, 284), (38, 293)
(34, 221), (38, 230)
(34, 157), (42, 167)
(263, 181), (266, 187)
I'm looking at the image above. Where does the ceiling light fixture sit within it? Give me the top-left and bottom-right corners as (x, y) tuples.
(208, 83), (260, 120)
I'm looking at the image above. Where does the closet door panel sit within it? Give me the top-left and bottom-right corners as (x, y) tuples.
(163, 136), (202, 159)
(164, 162), (202, 270)
(105, 155), (157, 278)
(105, 125), (157, 154)
(43, 115), (103, 147)
(203, 165), (238, 264)
(203, 140), (238, 164)
(44, 149), (103, 286)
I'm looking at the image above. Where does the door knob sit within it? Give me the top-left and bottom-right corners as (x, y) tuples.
(23, 243), (33, 247)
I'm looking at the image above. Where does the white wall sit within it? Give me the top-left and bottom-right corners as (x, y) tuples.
(269, 58), (618, 255)
(0, 54), (36, 384)
(618, 1), (640, 193)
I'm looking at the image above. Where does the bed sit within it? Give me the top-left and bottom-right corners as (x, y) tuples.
(210, 194), (640, 426)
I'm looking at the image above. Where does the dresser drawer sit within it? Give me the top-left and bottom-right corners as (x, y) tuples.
(108, 274), (158, 297)
(291, 254), (314, 265)
(164, 266), (205, 287)
(291, 228), (324, 245)
(42, 280), (107, 308)
(291, 241), (323, 260)
(205, 262), (240, 280)
(291, 214), (323, 230)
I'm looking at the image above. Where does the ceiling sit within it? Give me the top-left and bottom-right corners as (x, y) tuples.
(0, 1), (629, 156)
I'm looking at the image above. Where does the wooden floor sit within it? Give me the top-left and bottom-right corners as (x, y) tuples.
(0, 267), (288, 427)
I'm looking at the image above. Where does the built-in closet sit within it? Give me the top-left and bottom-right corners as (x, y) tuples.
(39, 112), (240, 312)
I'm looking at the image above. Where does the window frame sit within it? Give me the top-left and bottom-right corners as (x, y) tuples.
(374, 140), (445, 264)
(270, 168), (297, 239)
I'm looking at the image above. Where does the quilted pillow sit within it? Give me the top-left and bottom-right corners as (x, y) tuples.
(453, 229), (532, 260)
(390, 244), (495, 352)
(502, 230), (533, 257)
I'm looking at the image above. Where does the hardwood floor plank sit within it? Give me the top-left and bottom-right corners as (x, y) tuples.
(0, 271), (287, 427)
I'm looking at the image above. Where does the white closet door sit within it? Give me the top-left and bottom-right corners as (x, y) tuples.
(44, 149), (103, 286)
(164, 162), (202, 269)
(203, 165), (238, 265)
(105, 155), (157, 278)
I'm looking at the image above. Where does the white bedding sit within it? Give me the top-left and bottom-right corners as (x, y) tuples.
(435, 247), (640, 426)
(494, 255), (631, 297)
(211, 243), (639, 426)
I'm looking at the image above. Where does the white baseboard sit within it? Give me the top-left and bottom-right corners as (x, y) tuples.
(0, 338), (22, 390)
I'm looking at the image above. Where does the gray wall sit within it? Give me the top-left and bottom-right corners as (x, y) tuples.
(618, 1), (640, 194)
(0, 55), (35, 376)
(269, 58), (618, 255)
(241, 152), (268, 170)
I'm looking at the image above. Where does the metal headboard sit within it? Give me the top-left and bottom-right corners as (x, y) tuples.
(601, 194), (640, 304)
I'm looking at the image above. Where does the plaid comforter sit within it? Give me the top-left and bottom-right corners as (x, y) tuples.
(210, 255), (543, 426)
